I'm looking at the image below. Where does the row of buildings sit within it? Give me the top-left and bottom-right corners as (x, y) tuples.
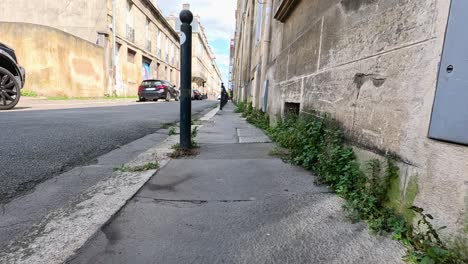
(231, 0), (467, 240)
(168, 5), (222, 99)
(0, 0), (221, 98)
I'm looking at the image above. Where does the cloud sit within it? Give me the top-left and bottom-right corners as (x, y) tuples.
(156, 0), (235, 83)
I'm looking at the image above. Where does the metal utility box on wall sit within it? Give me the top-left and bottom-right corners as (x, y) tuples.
(429, 0), (468, 145)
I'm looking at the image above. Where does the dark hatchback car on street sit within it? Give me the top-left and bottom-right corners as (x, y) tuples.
(138, 80), (179, 102)
(0, 43), (25, 110)
(191, 89), (202, 100)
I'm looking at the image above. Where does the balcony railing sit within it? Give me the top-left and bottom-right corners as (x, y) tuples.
(146, 40), (152, 52)
(126, 25), (135, 43)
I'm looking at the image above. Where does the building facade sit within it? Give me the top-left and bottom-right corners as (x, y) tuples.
(167, 4), (222, 99)
(232, 0), (467, 240)
(114, 0), (180, 96)
(0, 0), (179, 97)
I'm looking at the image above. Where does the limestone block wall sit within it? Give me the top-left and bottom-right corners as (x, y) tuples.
(0, 22), (107, 98)
(266, 0), (466, 236)
(0, 0), (108, 44)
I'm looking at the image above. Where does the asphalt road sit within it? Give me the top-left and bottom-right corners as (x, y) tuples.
(0, 100), (216, 203)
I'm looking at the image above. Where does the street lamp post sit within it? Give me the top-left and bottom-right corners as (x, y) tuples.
(179, 9), (193, 150)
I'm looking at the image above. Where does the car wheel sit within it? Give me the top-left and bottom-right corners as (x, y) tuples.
(153, 98), (158, 102)
(139, 97), (146, 102)
(0, 67), (21, 110)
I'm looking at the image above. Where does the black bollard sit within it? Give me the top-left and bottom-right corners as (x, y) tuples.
(179, 9), (193, 150)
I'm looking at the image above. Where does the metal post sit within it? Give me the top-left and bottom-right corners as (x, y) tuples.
(179, 9), (193, 150)
(112, 0), (117, 95)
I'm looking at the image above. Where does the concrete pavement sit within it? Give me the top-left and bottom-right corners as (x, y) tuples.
(69, 103), (405, 264)
(0, 100), (217, 263)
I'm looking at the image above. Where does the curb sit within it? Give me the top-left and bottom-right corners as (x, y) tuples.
(0, 107), (219, 264)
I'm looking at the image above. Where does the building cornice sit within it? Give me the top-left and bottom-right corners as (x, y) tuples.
(274, 0), (300, 22)
(141, 0), (180, 41)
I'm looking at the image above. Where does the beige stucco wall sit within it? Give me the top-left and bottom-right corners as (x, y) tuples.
(0, 0), (108, 44)
(0, 22), (107, 97)
(234, 0), (467, 237)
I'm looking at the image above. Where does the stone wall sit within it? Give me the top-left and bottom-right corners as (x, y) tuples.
(0, 0), (107, 44)
(0, 22), (107, 97)
(237, 0), (467, 237)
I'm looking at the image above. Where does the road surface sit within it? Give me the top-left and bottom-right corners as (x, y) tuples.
(0, 99), (216, 203)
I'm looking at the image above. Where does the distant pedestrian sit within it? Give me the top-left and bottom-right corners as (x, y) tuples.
(220, 83), (228, 110)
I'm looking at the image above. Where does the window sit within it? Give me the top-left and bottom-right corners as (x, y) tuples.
(165, 36), (169, 54)
(126, 1), (134, 42)
(256, 3), (263, 41)
(145, 19), (149, 40)
(156, 29), (162, 57)
(170, 42), (174, 64)
(126, 0), (133, 27)
(157, 30), (162, 49)
(127, 48), (136, 63)
(165, 36), (169, 61)
(142, 80), (162, 86)
(198, 42), (203, 57)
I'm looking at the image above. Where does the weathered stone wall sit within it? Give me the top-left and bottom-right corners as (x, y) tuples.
(0, 23), (107, 97)
(0, 0), (107, 44)
(264, 0), (467, 236)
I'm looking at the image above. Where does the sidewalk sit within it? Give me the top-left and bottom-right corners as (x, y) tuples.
(69, 103), (405, 264)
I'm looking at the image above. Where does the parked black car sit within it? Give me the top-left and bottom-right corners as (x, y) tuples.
(0, 43), (25, 110)
(191, 89), (202, 100)
(138, 80), (179, 102)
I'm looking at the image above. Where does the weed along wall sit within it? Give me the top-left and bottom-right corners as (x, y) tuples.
(235, 0), (467, 245)
(0, 22), (107, 97)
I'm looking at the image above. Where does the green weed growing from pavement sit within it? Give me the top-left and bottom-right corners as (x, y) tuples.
(234, 101), (248, 113)
(191, 126), (199, 148)
(169, 126), (200, 158)
(268, 146), (289, 158)
(168, 127), (177, 136)
(236, 104), (466, 264)
(235, 102), (269, 130)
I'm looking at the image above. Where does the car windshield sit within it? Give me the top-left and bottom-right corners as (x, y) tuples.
(141, 80), (162, 86)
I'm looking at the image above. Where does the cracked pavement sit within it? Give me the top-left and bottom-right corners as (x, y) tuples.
(68, 103), (405, 264)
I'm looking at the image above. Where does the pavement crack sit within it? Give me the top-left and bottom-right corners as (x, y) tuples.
(139, 197), (253, 205)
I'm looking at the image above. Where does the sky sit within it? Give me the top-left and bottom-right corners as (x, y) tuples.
(156, 0), (236, 84)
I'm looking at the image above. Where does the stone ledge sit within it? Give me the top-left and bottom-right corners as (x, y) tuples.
(274, 0), (300, 22)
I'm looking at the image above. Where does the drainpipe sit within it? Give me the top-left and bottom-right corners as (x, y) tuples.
(112, 0), (121, 96)
(237, 15), (245, 101)
(259, 0), (272, 110)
